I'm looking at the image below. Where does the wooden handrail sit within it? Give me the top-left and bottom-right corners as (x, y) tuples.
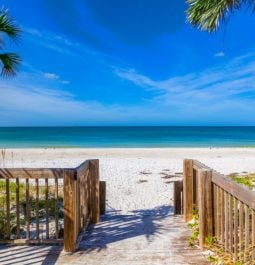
(0, 168), (64, 178)
(212, 171), (255, 209)
(0, 159), (105, 253)
(178, 159), (255, 263)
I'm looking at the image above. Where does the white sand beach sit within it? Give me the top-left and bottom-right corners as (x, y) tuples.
(1, 147), (255, 214)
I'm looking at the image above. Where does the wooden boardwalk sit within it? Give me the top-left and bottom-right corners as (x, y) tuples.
(0, 209), (210, 265)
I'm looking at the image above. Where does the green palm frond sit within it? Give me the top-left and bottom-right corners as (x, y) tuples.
(0, 53), (21, 77)
(0, 8), (21, 77)
(186, 0), (255, 32)
(0, 9), (21, 42)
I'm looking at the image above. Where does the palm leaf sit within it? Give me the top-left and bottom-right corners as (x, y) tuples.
(0, 53), (21, 77)
(0, 9), (21, 43)
(186, 0), (255, 32)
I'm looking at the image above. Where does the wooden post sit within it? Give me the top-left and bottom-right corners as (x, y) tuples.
(197, 169), (213, 249)
(183, 159), (193, 222)
(89, 160), (100, 224)
(100, 181), (106, 215)
(63, 169), (77, 252)
(174, 181), (183, 215)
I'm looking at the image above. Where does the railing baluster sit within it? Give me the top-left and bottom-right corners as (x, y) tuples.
(233, 197), (238, 261)
(45, 178), (49, 239)
(224, 191), (229, 251)
(229, 194), (233, 253)
(36, 178), (39, 239)
(221, 187), (225, 245)
(16, 178), (20, 239)
(252, 209), (255, 261)
(239, 202), (244, 263)
(216, 186), (221, 239)
(6, 178), (10, 239)
(100, 181), (106, 215)
(244, 205), (249, 262)
(55, 176), (59, 239)
(183, 159), (194, 222)
(26, 178), (30, 239)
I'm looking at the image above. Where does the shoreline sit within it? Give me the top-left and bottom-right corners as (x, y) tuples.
(2, 145), (255, 149)
(1, 147), (255, 171)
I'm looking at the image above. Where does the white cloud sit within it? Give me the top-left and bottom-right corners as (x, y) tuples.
(0, 83), (182, 126)
(115, 52), (255, 106)
(61, 80), (70, 85)
(43, 72), (70, 85)
(214, 51), (225, 57)
(44, 72), (59, 80)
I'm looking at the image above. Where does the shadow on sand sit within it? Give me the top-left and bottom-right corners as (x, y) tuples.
(78, 204), (173, 253)
(0, 244), (62, 265)
(0, 205), (174, 264)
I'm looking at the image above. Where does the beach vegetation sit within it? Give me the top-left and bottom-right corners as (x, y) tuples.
(0, 8), (21, 77)
(187, 208), (237, 264)
(228, 173), (255, 189)
(186, 0), (255, 32)
(187, 209), (199, 246)
(0, 180), (63, 239)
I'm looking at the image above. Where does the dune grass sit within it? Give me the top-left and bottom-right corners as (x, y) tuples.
(0, 180), (63, 238)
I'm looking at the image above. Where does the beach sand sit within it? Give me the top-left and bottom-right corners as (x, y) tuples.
(1, 147), (255, 214)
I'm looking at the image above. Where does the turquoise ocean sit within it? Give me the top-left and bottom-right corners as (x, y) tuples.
(0, 127), (255, 148)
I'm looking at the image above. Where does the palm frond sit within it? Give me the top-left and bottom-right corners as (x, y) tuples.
(0, 52), (21, 77)
(0, 9), (21, 41)
(186, 0), (242, 32)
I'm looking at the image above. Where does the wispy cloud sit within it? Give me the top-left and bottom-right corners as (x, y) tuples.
(114, 52), (255, 124)
(44, 73), (59, 80)
(43, 72), (70, 84)
(214, 51), (225, 57)
(0, 82), (179, 126)
(116, 52), (255, 105)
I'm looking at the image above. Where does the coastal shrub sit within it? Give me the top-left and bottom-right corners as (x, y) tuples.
(0, 180), (63, 239)
(228, 173), (255, 189)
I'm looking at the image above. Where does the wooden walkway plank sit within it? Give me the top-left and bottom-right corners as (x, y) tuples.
(0, 215), (210, 265)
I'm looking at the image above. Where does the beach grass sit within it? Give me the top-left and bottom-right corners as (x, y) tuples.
(0, 180), (63, 238)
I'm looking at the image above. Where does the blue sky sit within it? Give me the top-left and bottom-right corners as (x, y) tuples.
(1, 0), (255, 126)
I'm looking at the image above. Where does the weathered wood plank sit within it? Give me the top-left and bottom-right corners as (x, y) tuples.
(6, 178), (10, 239)
(252, 209), (255, 261)
(89, 160), (100, 224)
(35, 178), (39, 239)
(63, 169), (76, 252)
(25, 178), (30, 240)
(0, 168), (64, 179)
(0, 239), (63, 244)
(100, 181), (106, 215)
(233, 197), (238, 261)
(216, 186), (222, 240)
(229, 194), (233, 253)
(221, 187), (225, 244)
(244, 205), (249, 263)
(75, 161), (89, 179)
(55, 176), (59, 239)
(224, 191), (229, 251)
(45, 178), (49, 239)
(197, 169), (213, 249)
(239, 202), (244, 263)
(16, 178), (20, 239)
(183, 159), (193, 222)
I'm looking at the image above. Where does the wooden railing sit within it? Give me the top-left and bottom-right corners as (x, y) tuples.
(175, 159), (255, 263)
(0, 159), (105, 252)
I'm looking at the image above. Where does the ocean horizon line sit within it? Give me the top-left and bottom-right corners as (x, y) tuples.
(1, 126), (255, 148)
